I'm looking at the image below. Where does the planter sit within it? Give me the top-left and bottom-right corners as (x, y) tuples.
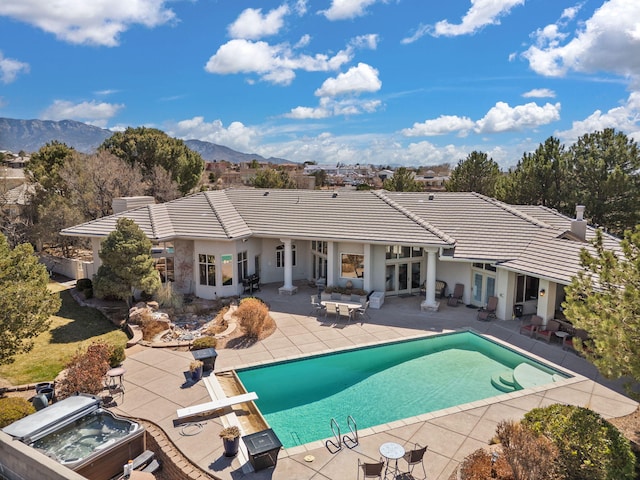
(223, 437), (240, 457)
(191, 366), (203, 382)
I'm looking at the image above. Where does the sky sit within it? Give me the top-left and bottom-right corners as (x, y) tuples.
(1, 0), (639, 169)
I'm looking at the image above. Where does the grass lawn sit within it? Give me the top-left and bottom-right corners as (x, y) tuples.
(0, 287), (128, 386)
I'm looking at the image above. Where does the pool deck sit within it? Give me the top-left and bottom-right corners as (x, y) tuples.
(109, 284), (638, 480)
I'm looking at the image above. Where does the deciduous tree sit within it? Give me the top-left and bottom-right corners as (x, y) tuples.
(251, 168), (296, 189)
(563, 227), (640, 395)
(93, 218), (161, 307)
(446, 151), (501, 196)
(0, 234), (61, 365)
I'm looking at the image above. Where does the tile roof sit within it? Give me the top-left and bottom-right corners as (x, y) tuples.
(61, 189), (622, 284)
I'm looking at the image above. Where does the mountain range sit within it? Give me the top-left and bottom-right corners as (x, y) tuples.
(0, 117), (290, 164)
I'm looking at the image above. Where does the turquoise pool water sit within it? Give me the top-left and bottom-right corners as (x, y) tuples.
(236, 331), (568, 448)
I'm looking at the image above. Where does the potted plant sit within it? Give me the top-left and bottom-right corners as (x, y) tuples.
(189, 360), (203, 381)
(219, 426), (241, 457)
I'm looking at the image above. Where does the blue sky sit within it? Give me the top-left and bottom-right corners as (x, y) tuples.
(1, 0), (639, 168)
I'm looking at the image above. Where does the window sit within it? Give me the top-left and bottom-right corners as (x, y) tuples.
(276, 244), (296, 268)
(386, 245), (422, 259)
(152, 242), (174, 283)
(221, 254), (233, 286)
(198, 254), (215, 286)
(473, 262), (497, 272)
(516, 274), (539, 302)
(341, 253), (364, 279)
(237, 251), (248, 280)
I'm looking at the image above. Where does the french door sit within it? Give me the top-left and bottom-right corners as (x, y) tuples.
(385, 261), (421, 295)
(472, 272), (496, 306)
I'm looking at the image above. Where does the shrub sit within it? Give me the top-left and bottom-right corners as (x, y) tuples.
(323, 285), (367, 296)
(0, 397), (35, 428)
(109, 345), (126, 367)
(189, 360), (203, 372)
(219, 426), (240, 440)
(522, 404), (635, 480)
(77, 278), (93, 291)
(56, 342), (112, 400)
(192, 336), (217, 350)
(140, 318), (169, 341)
(235, 297), (269, 339)
(496, 420), (560, 480)
(458, 448), (513, 480)
(155, 283), (183, 309)
(83, 287), (93, 299)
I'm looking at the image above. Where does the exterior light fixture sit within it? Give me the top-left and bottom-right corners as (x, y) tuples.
(539, 289), (546, 297)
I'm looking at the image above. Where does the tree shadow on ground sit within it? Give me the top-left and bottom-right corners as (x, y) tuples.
(49, 290), (122, 344)
(224, 336), (258, 349)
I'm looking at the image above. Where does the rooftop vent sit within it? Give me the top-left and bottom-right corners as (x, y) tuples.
(332, 192), (338, 198)
(428, 194), (435, 201)
(263, 191), (269, 196)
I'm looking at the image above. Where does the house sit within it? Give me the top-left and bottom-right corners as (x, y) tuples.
(60, 189), (621, 322)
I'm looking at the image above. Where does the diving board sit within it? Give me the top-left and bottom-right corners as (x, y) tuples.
(176, 392), (258, 419)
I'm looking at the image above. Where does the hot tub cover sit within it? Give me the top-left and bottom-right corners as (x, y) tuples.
(2, 393), (101, 442)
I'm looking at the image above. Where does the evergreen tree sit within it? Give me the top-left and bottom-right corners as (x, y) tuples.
(568, 128), (640, 235)
(251, 168), (296, 189)
(93, 218), (161, 307)
(0, 234), (61, 365)
(563, 227), (640, 397)
(382, 167), (422, 192)
(446, 151), (501, 197)
(100, 127), (204, 195)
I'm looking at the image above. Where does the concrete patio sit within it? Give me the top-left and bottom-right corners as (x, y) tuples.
(109, 283), (638, 480)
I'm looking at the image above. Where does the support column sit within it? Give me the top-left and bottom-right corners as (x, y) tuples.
(278, 238), (298, 295)
(536, 278), (556, 325)
(326, 241), (335, 287)
(421, 248), (440, 312)
(363, 243), (372, 293)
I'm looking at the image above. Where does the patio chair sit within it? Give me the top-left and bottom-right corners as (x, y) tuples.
(519, 315), (543, 337)
(563, 328), (590, 354)
(338, 303), (354, 322)
(310, 295), (326, 316)
(447, 283), (464, 306)
(401, 443), (428, 479)
(324, 302), (338, 320)
(477, 296), (498, 321)
(355, 301), (370, 322)
(535, 319), (560, 343)
(357, 458), (385, 480)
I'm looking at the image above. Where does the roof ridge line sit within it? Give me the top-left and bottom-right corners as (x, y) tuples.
(204, 191), (232, 239)
(472, 192), (552, 229)
(373, 190), (456, 244)
(147, 203), (175, 239)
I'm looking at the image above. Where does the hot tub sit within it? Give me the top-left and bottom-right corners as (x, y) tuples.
(2, 394), (145, 480)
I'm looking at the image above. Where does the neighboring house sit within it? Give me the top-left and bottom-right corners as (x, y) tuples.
(60, 189), (621, 322)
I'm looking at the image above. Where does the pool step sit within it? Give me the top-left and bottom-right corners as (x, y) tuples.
(491, 371), (518, 392)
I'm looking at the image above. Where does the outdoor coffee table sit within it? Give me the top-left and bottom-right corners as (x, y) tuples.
(379, 441), (405, 479)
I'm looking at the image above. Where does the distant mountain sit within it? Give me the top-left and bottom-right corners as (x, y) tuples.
(0, 118), (110, 153)
(0, 117), (293, 164)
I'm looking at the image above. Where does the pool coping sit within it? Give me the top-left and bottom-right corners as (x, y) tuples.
(218, 327), (587, 457)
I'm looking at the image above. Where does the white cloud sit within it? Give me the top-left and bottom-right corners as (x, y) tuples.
(204, 38), (353, 85)
(284, 97), (382, 119)
(228, 5), (289, 40)
(40, 100), (124, 127)
(524, 0), (640, 78)
(402, 115), (475, 137)
(315, 63), (381, 97)
(0, 0), (175, 46)
(476, 101), (561, 133)
(402, 101), (561, 137)
(94, 89), (119, 96)
(166, 116), (260, 153)
(321, 0), (381, 21)
(555, 91), (640, 142)
(0, 51), (29, 83)
(522, 88), (556, 98)
(350, 34), (379, 50)
(429, 0), (524, 38)
(294, 0), (308, 16)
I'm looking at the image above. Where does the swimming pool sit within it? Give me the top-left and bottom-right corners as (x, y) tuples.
(236, 331), (570, 448)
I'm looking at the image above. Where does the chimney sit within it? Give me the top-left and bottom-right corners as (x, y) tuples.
(112, 196), (155, 214)
(571, 205), (587, 241)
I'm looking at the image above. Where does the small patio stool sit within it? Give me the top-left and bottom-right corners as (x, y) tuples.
(105, 366), (126, 392)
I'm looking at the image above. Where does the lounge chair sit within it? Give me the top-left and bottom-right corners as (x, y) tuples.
(477, 296), (498, 321)
(519, 315), (543, 337)
(447, 283), (464, 306)
(402, 443), (428, 479)
(357, 458), (385, 480)
(535, 319), (560, 343)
